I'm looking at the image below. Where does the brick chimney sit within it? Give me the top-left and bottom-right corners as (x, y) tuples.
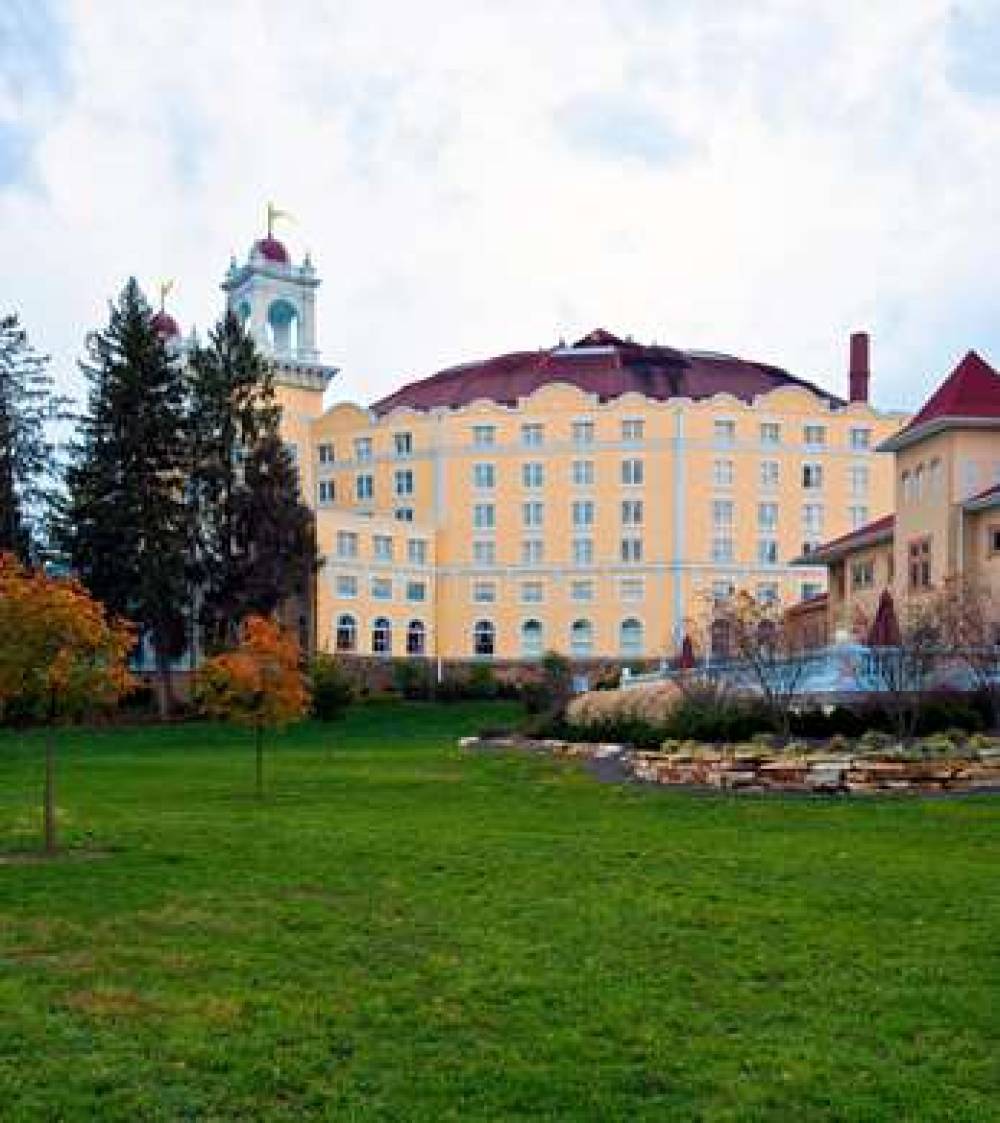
(849, 331), (870, 403)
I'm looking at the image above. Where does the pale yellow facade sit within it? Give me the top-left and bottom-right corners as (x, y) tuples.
(275, 378), (904, 663)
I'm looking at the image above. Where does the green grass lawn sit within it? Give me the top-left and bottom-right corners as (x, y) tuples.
(1, 702), (998, 1122)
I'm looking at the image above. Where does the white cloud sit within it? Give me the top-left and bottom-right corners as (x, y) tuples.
(1, 0), (998, 413)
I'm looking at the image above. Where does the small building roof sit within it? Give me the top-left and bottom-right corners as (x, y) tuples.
(793, 513), (895, 565)
(879, 351), (1000, 451)
(963, 482), (1000, 511)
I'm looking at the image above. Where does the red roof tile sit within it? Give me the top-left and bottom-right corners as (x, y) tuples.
(884, 351), (1000, 448)
(372, 330), (844, 414)
(798, 513), (895, 564)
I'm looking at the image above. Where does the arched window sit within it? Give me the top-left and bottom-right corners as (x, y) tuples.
(335, 614), (356, 653)
(372, 617), (392, 655)
(710, 618), (732, 659)
(266, 298), (299, 354)
(570, 619), (593, 657)
(406, 620), (426, 656)
(620, 617), (643, 657)
(521, 619), (543, 657)
(473, 620), (495, 657)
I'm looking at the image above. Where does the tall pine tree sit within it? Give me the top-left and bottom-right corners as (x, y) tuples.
(188, 311), (315, 652)
(0, 313), (69, 562)
(59, 279), (189, 713)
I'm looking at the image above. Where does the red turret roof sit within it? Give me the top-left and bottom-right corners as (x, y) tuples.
(372, 330), (844, 414)
(255, 236), (290, 264)
(880, 351), (1000, 450)
(151, 310), (180, 339)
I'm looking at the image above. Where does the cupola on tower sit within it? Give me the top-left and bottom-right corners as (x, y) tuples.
(221, 204), (337, 394)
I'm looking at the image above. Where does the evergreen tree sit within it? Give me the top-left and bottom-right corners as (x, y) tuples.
(0, 313), (69, 562)
(59, 279), (189, 713)
(188, 312), (315, 650)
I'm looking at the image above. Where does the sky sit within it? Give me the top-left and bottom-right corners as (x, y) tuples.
(1, 0), (999, 413)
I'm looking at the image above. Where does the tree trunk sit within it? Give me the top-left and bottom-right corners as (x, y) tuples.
(44, 725), (57, 855)
(155, 653), (173, 721)
(255, 722), (264, 799)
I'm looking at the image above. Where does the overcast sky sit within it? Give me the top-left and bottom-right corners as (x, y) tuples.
(1, 0), (998, 412)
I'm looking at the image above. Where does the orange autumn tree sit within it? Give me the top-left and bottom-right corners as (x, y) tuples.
(0, 553), (134, 854)
(197, 615), (309, 797)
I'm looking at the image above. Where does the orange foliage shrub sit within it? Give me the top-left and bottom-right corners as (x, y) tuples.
(566, 681), (682, 731)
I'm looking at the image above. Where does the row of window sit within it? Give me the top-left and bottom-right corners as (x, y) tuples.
(900, 459), (943, 504)
(469, 577), (648, 604)
(334, 533), (428, 563)
(333, 614), (646, 657)
(467, 536), (646, 566)
(316, 424), (873, 462)
(335, 575), (428, 602)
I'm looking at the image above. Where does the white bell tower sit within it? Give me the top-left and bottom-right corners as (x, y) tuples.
(220, 205), (337, 393)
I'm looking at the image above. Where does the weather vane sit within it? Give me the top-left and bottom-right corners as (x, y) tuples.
(158, 279), (174, 313)
(266, 201), (294, 238)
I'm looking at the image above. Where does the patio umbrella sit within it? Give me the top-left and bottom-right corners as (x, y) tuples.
(678, 633), (696, 669)
(867, 589), (901, 648)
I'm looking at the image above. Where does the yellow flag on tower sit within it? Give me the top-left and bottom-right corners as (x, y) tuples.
(266, 201), (294, 237)
(158, 279), (175, 312)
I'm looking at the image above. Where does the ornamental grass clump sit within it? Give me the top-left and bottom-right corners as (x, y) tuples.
(565, 682), (682, 747)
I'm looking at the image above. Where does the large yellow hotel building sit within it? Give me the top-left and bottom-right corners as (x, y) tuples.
(163, 230), (907, 667)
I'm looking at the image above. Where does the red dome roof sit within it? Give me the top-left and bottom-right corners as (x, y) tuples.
(151, 310), (180, 339)
(255, 236), (290, 264)
(372, 329), (843, 415)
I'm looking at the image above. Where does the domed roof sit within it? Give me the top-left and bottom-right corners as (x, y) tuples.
(151, 310), (180, 339)
(255, 236), (290, 264)
(372, 329), (843, 415)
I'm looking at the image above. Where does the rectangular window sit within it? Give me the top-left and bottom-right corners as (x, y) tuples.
(373, 534), (393, 561)
(760, 459), (780, 489)
(803, 504), (824, 534)
(522, 461), (544, 488)
(801, 581), (823, 601)
(473, 580), (496, 603)
(908, 537), (932, 589)
(394, 432), (413, 457)
(407, 539), (427, 565)
(714, 419), (736, 445)
(712, 499), (734, 529)
(713, 459), (734, 487)
(572, 420), (595, 445)
(473, 540), (496, 566)
(472, 424), (496, 447)
(712, 537), (734, 563)
(849, 465), (869, 496)
(521, 423), (544, 447)
(394, 469), (414, 497)
(406, 580), (426, 601)
(760, 422), (781, 446)
(522, 501), (544, 528)
(850, 427), (871, 450)
(473, 462), (496, 489)
(621, 499), (643, 526)
(621, 458), (644, 486)
(804, 424), (827, 447)
(473, 503), (496, 530)
(621, 536), (643, 563)
(712, 580), (735, 603)
(318, 442), (335, 464)
(802, 462), (823, 489)
(317, 480), (335, 503)
(620, 577), (644, 601)
(851, 560), (875, 589)
(520, 581), (544, 603)
(522, 538), (544, 565)
(621, 418), (644, 442)
(355, 474), (374, 501)
(757, 502), (778, 531)
(757, 538), (778, 565)
(572, 538), (594, 565)
(354, 437), (372, 462)
(336, 575), (357, 598)
(849, 505), (869, 529)
(572, 460), (595, 487)
(371, 577), (392, 600)
(572, 500), (595, 528)
(990, 525), (1000, 556)
(336, 531), (358, 558)
(395, 507), (414, 522)
(756, 582), (779, 605)
(571, 580), (594, 601)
